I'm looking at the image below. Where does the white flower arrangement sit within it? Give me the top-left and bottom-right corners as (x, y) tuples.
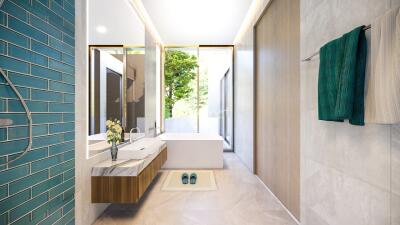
(106, 119), (122, 144)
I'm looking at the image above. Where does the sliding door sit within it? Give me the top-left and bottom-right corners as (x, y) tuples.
(255, 0), (300, 219)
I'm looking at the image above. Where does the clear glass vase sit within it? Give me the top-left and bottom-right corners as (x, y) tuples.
(111, 141), (118, 161)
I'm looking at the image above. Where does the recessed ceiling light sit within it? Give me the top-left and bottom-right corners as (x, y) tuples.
(96, 25), (108, 34)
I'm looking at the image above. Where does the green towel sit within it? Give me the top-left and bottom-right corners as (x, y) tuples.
(318, 26), (367, 126)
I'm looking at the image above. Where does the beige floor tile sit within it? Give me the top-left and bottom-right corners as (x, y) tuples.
(93, 153), (297, 225)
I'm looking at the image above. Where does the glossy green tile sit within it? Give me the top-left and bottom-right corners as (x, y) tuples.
(0, 184), (8, 200)
(49, 81), (74, 93)
(10, 192), (48, 222)
(37, 0), (49, 6)
(0, 128), (6, 141)
(62, 20), (74, 37)
(7, 124), (47, 139)
(49, 103), (74, 112)
(50, 159), (73, 177)
(40, 209), (62, 225)
(0, 114), (28, 127)
(33, 125), (49, 136)
(31, 154), (63, 172)
(0, 189), (30, 212)
(46, 195), (63, 214)
(2, 1), (28, 22)
(63, 169), (74, 181)
(0, 40), (6, 54)
(0, 84), (30, 99)
(31, 40), (62, 61)
(0, 99), (5, 112)
(49, 37), (74, 56)
(49, 141), (74, 156)
(62, 33), (74, 47)
(62, 113), (74, 122)
(61, 74), (74, 84)
(31, 0), (63, 25)
(0, 213), (8, 225)
(32, 133), (64, 149)
(63, 150), (74, 161)
(7, 126), (29, 140)
(0, 0), (75, 219)
(32, 201), (51, 223)
(0, 26), (28, 48)
(62, 199), (74, 214)
(49, 122), (74, 134)
(8, 147), (48, 168)
(0, 139), (29, 156)
(8, 44), (48, 66)
(8, 16), (48, 44)
(55, 209), (73, 225)
(8, 100), (49, 113)
(0, 55), (29, 74)
(30, 14), (62, 40)
(61, 53), (74, 65)
(50, 0), (74, 24)
(9, 72), (48, 89)
(31, 65), (63, 81)
(0, 11), (5, 25)
(32, 174), (62, 197)
(64, 0), (74, 7)
(9, 170), (48, 195)
(63, 132), (74, 142)
(52, 0), (62, 5)
(0, 157), (6, 171)
(32, 113), (63, 124)
(63, 185), (74, 200)
(63, 94), (74, 103)
(49, 59), (74, 75)
(11, 213), (42, 225)
(0, 165), (29, 184)
(32, 89), (63, 102)
(49, 178), (73, 198)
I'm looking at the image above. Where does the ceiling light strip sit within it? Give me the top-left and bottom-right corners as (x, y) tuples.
(127, 0), (163, 45)
(233, 0), (270, 44)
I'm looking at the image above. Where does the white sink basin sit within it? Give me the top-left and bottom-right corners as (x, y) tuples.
(118, 138), (165, 160)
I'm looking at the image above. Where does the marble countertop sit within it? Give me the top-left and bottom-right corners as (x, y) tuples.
(91, 138), (166, 177)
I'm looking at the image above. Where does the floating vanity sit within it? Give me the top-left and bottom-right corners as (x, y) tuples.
(91, 138), (167, 203)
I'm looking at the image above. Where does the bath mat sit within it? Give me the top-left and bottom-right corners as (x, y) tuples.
(161, 170), (217, 191)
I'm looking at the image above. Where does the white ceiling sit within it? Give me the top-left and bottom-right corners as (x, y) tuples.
(88, 0), (145, 45)
(141, 0), (253, 45)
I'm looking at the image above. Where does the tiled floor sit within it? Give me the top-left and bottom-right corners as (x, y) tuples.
(93, 153), (298, 225)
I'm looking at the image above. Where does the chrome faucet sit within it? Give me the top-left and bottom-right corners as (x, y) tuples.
(129, 127), (141, 143)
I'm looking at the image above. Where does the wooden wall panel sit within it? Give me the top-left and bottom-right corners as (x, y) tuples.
(254, 0), (300, 219)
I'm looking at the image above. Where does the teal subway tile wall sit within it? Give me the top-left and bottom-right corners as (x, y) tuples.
(0, 0), (75, 224)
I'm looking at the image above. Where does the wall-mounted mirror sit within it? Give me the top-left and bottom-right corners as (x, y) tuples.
(88, 46), (146, 156)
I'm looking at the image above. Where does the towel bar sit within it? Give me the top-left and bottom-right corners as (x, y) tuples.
(302, 24), (371, 62)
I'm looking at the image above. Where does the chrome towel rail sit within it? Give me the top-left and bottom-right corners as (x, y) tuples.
(302, 24), (371, 62)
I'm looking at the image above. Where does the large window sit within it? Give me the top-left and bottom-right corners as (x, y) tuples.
(163, 46), (233, 150)
(163, 47), (199, 133)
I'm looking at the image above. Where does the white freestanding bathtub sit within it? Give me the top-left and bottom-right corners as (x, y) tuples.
(159, 133), (224, 169)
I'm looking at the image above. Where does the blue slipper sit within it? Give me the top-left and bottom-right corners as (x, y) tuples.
(182, 173), (189, 184)
(190, 173), (197, 184)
